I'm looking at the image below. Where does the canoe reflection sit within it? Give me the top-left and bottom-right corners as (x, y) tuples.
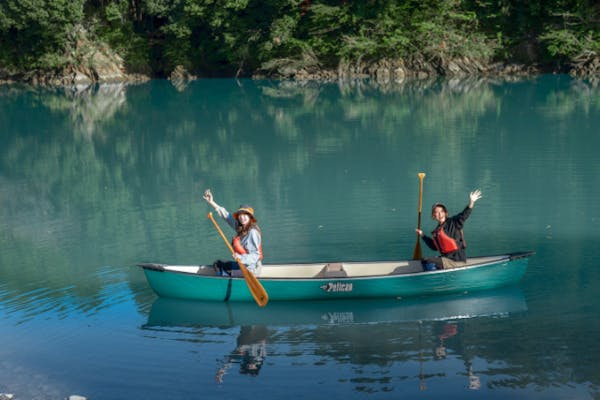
(144, 288), (527, 387)
(146, 287), (527, 328)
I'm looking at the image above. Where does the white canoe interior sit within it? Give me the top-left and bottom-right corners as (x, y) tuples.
(151, 255), (508, 279)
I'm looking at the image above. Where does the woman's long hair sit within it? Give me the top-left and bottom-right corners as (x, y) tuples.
(237, 220), (261, 237)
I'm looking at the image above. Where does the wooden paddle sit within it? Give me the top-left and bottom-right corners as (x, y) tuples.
(208, 212), (269, 307)
(413, 172), (426, 260)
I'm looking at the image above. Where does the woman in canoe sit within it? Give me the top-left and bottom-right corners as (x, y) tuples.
(416, 189), (482, 270)
(203, 189), (263, 276)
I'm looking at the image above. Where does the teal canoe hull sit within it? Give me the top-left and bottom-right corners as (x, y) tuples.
(139, 252), (532, 303)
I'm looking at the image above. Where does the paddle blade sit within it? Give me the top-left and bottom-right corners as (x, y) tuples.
(239, 264), (269, 307)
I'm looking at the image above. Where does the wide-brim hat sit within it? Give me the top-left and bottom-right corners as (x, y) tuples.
(233, 205), (256, 222)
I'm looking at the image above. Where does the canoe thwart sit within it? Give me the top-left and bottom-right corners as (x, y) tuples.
(391, 260), (424, 275)
(315, 263), (347, 278)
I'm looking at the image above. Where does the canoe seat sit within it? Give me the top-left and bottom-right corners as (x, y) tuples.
(391, 260), (425, 275)
(315, 263), (347, 278)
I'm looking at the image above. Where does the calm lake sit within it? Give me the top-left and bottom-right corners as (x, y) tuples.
(1, 76), (599, 399)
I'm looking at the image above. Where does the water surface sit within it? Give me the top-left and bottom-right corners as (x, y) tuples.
(1, 76), (599, 399)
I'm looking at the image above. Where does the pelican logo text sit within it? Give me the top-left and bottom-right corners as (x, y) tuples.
(320, 282), (353, 293)
(321, 312), (355, 324)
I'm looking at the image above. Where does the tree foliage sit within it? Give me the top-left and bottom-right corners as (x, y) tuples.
(0, 0), (84, 69)
(0, 0), (598, 76)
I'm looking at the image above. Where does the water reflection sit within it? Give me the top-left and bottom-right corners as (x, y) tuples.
(216, 325), (268, 382)
(144, 288), (527, 388)
(66, 84), (126, 138)
(0, 265), (146, 323)
(426, 320), (481, 390)
(433, 321), (458, 359)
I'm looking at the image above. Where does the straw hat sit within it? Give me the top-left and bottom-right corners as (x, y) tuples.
(233, 205), (256, 222)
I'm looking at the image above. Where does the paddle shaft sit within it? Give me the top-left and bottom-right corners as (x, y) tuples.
(413, 173), (426, 260)
(208, 212), (269, 307)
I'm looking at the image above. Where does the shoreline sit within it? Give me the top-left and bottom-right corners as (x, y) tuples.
(1, 54), (598, 88)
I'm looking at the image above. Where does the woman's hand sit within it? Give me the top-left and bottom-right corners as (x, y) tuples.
(415, 229), (423, 236)
(203, 189), (214, 204)
(203, 189), (213, 202)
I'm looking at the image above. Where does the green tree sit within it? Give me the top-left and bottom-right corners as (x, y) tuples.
(0, 0), (85, 70)
(2, 0), (600, 78)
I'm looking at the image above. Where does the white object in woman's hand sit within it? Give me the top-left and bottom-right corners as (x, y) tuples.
(203, 189), (213, 202)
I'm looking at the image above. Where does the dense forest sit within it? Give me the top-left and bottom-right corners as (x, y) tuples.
(0, 0), (599, 81)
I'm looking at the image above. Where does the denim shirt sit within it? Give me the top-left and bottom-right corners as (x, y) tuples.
(215, 206), (262, 272)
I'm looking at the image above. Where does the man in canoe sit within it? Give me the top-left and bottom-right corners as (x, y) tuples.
(416, 189), (482, 270)
(203, 189), (263, 276)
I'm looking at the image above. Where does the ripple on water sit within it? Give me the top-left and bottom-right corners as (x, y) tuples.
(0, 265), (136, 323)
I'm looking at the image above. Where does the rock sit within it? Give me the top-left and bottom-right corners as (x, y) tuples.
(394, 66), (406, 80)
(569, 52), (600, 77)
(447, 60), (462, 74)
(73, 71), (93, 85)
(90, 50), (126, 82)
(417, 71), (430, 79)
(169, 65), (197, 90)
(169, 65), (196, 81)
(14, 25), (152, 86)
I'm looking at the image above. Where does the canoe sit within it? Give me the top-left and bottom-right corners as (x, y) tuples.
(144, 287), (528, 328)
(138, 251), (533, 303)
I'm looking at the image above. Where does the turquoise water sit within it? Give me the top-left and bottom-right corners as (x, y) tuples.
(1, 76), (599, 399)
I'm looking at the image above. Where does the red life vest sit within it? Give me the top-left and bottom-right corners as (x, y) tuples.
(232, 235), (263, 260)
(432, 225), (459, 254)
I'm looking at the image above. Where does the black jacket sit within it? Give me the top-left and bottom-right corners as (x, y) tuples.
(422, 206), (472, 261)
